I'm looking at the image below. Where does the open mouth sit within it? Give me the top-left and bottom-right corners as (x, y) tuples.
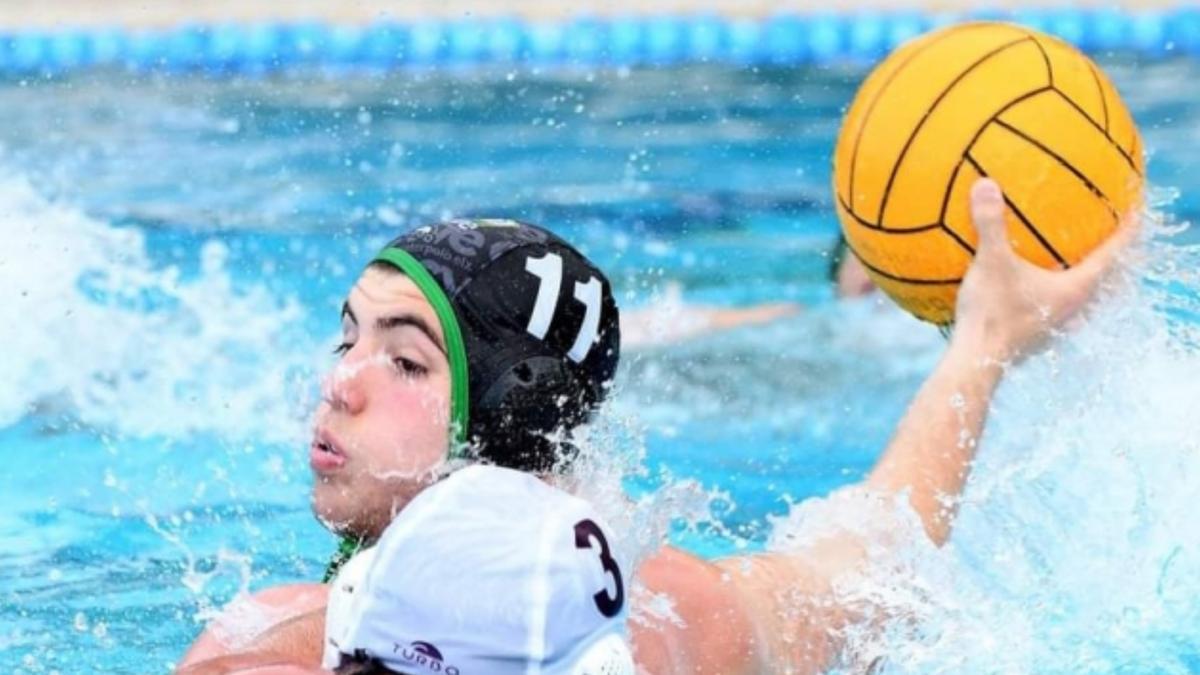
(310, 431), (347, 473)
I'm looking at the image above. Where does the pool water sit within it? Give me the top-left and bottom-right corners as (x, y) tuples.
(3, 58), (1200, 673)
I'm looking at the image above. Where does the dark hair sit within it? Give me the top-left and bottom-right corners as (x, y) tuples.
(334, 653), (407, 675)
(828, 233), (849, 283)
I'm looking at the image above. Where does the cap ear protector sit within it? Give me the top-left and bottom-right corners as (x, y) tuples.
(373, 219), (620, 473)
(469, 350), (596, 471)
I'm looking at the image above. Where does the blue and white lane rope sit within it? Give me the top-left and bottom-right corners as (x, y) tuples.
(3, 8), (1200, 75)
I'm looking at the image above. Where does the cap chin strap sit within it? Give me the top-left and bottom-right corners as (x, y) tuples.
(372, 247), (471, 457)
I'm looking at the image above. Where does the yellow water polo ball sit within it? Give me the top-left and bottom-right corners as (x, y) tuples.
(833, 21), (1144, 325)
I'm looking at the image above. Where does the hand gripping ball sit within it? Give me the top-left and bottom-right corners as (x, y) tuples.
(833, 22), (1144, 325)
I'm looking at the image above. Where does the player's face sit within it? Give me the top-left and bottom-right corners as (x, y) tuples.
(310, 265), (452, 539)
(836, 253), (876, 299)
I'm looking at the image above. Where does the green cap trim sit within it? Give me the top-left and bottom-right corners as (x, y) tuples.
(373, 247), (470, 456)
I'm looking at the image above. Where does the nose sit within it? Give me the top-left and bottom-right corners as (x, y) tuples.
(321, 358), (367, 415)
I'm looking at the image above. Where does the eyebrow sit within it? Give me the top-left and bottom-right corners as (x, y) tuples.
(342, 302), (445, 355)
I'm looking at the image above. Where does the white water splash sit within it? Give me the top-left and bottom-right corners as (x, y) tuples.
(767, 205), (1200, 673)
(0, 173), (317, 444)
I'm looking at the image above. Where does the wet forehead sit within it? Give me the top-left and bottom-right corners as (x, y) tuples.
(347, 267), (446, 344)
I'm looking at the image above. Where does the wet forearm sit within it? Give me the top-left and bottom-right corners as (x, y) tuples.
(866, 328), (1005, 545)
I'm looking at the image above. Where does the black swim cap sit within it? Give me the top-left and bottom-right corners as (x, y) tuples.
(372, 218), (620, 472)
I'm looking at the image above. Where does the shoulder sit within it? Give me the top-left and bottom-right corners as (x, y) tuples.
(631, 543), (856, 675)
(629, 547), (761, 675)
(178, 583), (329, 668)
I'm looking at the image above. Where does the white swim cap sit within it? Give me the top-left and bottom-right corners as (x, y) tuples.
(326, 465), (633, 675)
(569, 633), (635, 675)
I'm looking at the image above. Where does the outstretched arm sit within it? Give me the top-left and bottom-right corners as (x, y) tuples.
(866, 179), (1135, 544)
(864, 330), (1001, 545)
(631, 179), (1137, 674)
(621, 301), (801, 348)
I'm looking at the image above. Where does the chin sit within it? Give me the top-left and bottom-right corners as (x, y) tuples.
(310, 473), (435, 540)
(310, 482), (357, 535)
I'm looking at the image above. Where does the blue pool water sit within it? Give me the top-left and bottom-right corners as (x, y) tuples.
(3, 58), (1200, 673)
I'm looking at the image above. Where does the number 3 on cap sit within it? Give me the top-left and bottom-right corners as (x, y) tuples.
(524, 253), (603, 363)
(574, 518), (624, 618)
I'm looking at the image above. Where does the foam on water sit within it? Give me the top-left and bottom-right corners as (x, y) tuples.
(0, 174), (334, 671)
(765, 202), (1200, 673)
(4, 59), (1200, 672)
(11, 166), (1200, 673)
(0, 172), (318, 445)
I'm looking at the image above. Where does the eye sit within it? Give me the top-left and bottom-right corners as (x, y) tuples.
(332, 342), (353, 356)
(394, 357), (427, 377)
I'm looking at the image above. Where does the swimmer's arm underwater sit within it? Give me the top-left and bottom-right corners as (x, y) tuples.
(177, 614), (325, 674)
(176, 587), (327, 673)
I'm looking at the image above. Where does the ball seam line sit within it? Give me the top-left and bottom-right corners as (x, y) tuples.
(876, 35), (1035, 227)
(965, 152), (1069, 268)
(1027, 32), (1055, 88)
(838, 193), (941, 232)
(939, 86), (1055, 229)
(1085, 59), (1111, 133)
(940, 223), (977, 256)
(991, 117), (1121, 223)
(838, 87), (1055, 236)
(1048, 88), (1141, 176)
(841, 237), (964, 286)
(845, 22), (995, 217)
